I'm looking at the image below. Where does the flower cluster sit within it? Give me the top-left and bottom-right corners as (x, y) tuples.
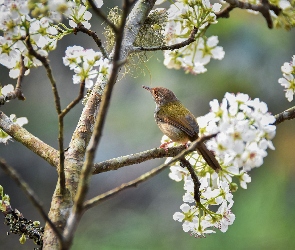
(278, 55), (295, 101)
(165, 92), (276, 236)
(69, 2), (91, 29)
(159, 0), (224, 74)
(63, 46), (112, 88)
(0, 0), (69, 78)
(0, 114), (28, 144)
(201, 93), (276, 171)
(0, 0), (104, 80)
(269, 0), (295, 30)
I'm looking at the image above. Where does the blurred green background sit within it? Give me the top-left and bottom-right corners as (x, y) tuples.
(1, 2), (295, 250)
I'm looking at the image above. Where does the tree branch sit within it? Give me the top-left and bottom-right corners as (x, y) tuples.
(25, 35), (66, 195)
(0, 111), (59, 167)
(88, 0), (119, 34)
(216, 0), (281, 29)
(84, 161), (172, 210)
(273, 106), (295, 125)
(73, 24), (108, 59)
(92, 145), (186, 174)
(62, 0), (133, 246)
(14, 55), (26, 101)
(132, 27), (198, 52)
(0, 55), (26, 105)
(0, 159), (63, 245)
(84, 134), (215, 210)
(60, 81), (85, 118)
(88, 104), (295, 209)
(179, 158), (201, 203)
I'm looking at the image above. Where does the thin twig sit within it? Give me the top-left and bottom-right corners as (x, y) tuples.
(179, 158), (201, 203)
(132, 27), (198, 52)
(84, 161), (171, 210)
(216, 0), (281, 28)
(84, 134), (215, 210)
(25, 35), (61, 112)
(63, 0), (131, 245)
(14, 55), (26, 100)
(0, 55), (26, 105)
(88, 0), (119, 33)
(60, 81), (86, 118)
(76, 0), (129, 212)
(0, 159), (64, 244)
(273, 106), (295, 125)
(73, 24), (109, 59)
(26, 35), (66, 195)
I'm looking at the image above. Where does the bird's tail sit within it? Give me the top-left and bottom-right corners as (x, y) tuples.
(197, 142), (221, 172)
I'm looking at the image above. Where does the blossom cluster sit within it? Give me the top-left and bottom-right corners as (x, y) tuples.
(165, 92), (276, 237)
(237, 0), (295, 29)
(269, 0), (295, 30)
(157, 0), (224, 74)
(63, 46), (112, 88)
(0, 0), (103, 82)
(278, 55), (295, 101)
(0, 113), (28, 144)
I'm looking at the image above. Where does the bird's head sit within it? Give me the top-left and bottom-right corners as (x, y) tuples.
(143, 86), (178, 106)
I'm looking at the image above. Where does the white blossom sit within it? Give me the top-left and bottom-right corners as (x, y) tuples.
(63, 46), (112, 88)
(163, 0), (224, 74)
(278, 56), (295, 102)
(170, 92), (275, 236)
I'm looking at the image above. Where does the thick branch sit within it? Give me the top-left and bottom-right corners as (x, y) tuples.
(74, 8), (127, 214)
(93, 145), (186, 174)
(61, 1), (157, 246)
(119, 0), (157, 60)
(62, 1), (132, 246)
(0, 111), (59, 167)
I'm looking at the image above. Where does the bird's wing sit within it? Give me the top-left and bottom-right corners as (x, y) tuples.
(184, 113), (199, 136)
(156, 110), (198, 140)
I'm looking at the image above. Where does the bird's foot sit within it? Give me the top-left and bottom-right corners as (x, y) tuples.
(160, 141), (173, 152)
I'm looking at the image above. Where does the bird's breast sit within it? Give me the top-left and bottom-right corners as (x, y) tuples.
(156, 119), (190, 144)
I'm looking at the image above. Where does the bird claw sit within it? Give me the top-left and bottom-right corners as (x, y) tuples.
(160, 141), (173, 152)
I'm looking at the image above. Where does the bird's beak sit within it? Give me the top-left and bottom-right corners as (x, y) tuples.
(142, 85), (152, 92)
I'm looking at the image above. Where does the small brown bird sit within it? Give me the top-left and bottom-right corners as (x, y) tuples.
(143, 86), (221, 172)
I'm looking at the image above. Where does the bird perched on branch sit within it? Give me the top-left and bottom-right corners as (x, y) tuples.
(143, 86), (221, 172)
